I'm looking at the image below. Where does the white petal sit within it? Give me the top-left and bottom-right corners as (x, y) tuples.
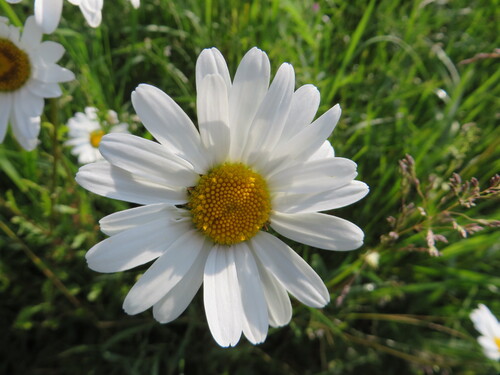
(11, 101), (40, 151)
(254, 257), (292, 328)
(34, 0), (63, 34)
(281, 84), (320, 141)
(196, 48), (231, 96)
(99, 133), (198, 188)
(77, 147), (101, 164)
(478, 336), (499, 352)
(478, 336), (500, 360)
(153, 240), (210, 323)
(131, 84), (208, 172)
(78, 0), (103, 27)
(27, 79), (62, 98)
(99, 203), (188, 236)
(470, 304), (500, 338)
(228, 47), (270, 160)
(38, 41), (65, 63)
(33, 64), (74, 83)
(0, 20), (9, 35)
(197, 74), (230, 165)
(8, 25), (20, 44)
(86, 215), (192, 273)
(109, 123), (128, 133)
(14, 89), (44, 116)
(76, 161), (187, 205)
(20, 16), (42, 49)
(234, 242), (268, 344)
(251, 231), (329, 308)
(272, 104), (341, 166)
(271, 211), (364, 251)
(273, 180), (369, 214)
(0, 93), (12, 143)
(309, 140), (335, 161)
(241, 63), (295, 164)
(123, 229), (205, 315)
(268, 157), (358, 194)
(129, 0), (140, 8)
(204, 246), (243, 347)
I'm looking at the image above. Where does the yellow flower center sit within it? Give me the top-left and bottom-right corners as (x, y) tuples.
(0, 38), (31, 92)
(188, 162), (271, 245)
(495, 337), (500, 352)
(89, 129), (105, 148)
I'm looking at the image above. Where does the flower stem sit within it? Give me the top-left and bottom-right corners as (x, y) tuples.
(49, 98), (60, 231)
(0, 220), (81, 308)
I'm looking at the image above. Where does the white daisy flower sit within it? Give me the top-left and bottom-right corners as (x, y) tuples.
(5, 0), (140, 34)
(0, 16), (74, 150)
(65, 107), (129, 164)
(76, 47), (369, 347)
(470, 304), (500, 360)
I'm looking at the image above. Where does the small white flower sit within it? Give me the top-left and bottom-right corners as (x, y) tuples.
(470, 304), (500, 360)
(0, 16), (74, 150)
(76, 47), (369, 347)
(5, 0), (140, 34)
(65, 107), (129, 164)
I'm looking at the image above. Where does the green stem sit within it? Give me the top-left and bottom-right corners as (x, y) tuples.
(0, 1), (23, 27)
(49, 98), (60, 231)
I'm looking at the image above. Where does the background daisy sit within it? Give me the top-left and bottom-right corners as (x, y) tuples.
(5, 0), (140, 33)
(470, 304), (500, 361)
(0, 16), (73, 150)
(65, 106), (129, 164)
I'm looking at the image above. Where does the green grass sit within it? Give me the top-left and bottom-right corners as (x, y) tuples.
(1, 0), (499, 374)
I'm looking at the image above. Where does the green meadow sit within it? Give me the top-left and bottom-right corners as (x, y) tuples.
(0, 0), (499, 373)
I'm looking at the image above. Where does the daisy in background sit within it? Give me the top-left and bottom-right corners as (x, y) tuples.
(65, 107), (129, 164)
(0, 16), (74, 150)
(76, 47), (369, 347)
(470, 304), (500, 360)
(5, 0), (140, 34)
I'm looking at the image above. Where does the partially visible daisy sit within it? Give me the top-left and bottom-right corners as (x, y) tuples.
(65, 107), (129, 164)
(5, 0), (140, 34)
(0, 16), (74, 150)
(470, 304), (500, 360)
(76, 47), (369, 347)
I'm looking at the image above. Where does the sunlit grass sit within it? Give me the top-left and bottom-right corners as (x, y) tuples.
(0, 0), (499, 374)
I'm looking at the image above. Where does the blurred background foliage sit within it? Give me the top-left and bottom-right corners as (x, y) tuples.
(0, 0), (499, 374)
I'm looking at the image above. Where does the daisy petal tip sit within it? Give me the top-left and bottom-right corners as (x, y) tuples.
(307, 293), (330, 309)
(344, 239), (364, 251)
(85, 258), (103, 273)
(152, 310), (169, 325)
(248, 336), (267, 346)
(122, 299), (141, 316)
(133, 83), (156, 97)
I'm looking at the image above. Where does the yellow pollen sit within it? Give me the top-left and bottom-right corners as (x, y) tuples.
(495, 337), (500, 352)
(89, 129), (105, 148)
(188, 162), (271, 245)
(0, 38), (31, 92)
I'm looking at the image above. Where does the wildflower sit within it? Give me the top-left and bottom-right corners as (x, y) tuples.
(5, 0), (140, 34)
(470, 304), (500, 360)
(76, 47), (369, 347)
(65, 107), (129, 164)
(0, 16), (74, 150)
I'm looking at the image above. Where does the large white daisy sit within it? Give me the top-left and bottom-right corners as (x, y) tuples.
(0, 16), (74, 150)
(76, 47), (369, 347)
(65, 107), (129, 164)
(5, 0), (140, 34)
(470, 304), (500, 360)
